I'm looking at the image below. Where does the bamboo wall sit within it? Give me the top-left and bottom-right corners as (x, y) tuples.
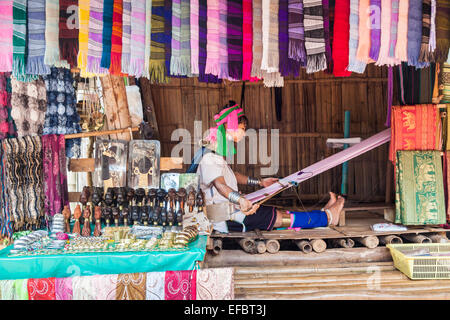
(149, 65), (391, 204)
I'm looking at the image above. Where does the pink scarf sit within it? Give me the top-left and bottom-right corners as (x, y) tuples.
(242, 0), (253, 81)
(205, 0), (220, 76)
(395, 0), (409, 61)
(190, 0), (199, 75)
(375, 0), (399, 66)
(356, 0), (372, 64)
(218, 0), (230, 79)
(0, 1), (13, 72)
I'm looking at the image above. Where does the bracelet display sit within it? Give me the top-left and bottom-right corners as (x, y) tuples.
(228, 191), (242, 205)
(247, 176), (261, 186)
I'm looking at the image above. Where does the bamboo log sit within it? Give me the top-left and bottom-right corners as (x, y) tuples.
(310, 239), (327, 253)
(401, 234), (432, 244)
(255, 241), (267, 254)
(330, 238), (355, 248)
(238, 238), (257, 254)
(212, 239), (223, 255)
(379, 235), (403, 245)
(295, 240), (313, 253)
(429, 234), (449, 243)
(355, 236), (379, 249)
(265, 239), (280, 254)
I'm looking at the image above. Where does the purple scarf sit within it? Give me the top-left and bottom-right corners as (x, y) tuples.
(227, 0), (243, 80)
(322, 0), (333, 73)
(164, 0), (172, 75)
(288, 0), (306, 66)
(369, 0), (381, 61)
(408, 0), (428, 68)
(199, 0), (220, 83)
(279, 0), (300, 76)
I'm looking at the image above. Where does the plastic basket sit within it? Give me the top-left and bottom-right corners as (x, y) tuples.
(387, 243), (450, 280)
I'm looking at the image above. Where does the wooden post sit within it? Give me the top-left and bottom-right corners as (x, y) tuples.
(401, 234), (432, 244)
(139, 77), (160, 140)
(265, 239), (281, 254)
(331, 238), (355, 248)
(255, 241), (267, 254)
(355, 236), (379, 249)
(238, 238), (257, 254)
(310, 239), (327, 253)
(379, 235), (403, 245)
(295, 240), (313, 253)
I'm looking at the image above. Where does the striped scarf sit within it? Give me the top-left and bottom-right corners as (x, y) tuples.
(149, 0), (167, 83)
(322, 0), (332, 73)
(12, 0), (34, 80)
(347, 0), (366, 73)
(356, 0), (372, 64)
(26, 0), (50, 75)
(164, 0), (172, 75)
(205, 0), (220, 77)
(279, 0), (299, 77)
(227, 0), (243, 80)
(429, 0), (436, 55)
(218, 0), (230, 79)
(87, 0), (108, 74)
(129, 0), (146, 77)
(369, 0), (381, 61)
(171, 0), (191, 76)
(388, 0), (400, 60)
(262, 0), (283, 87)
(143, 0), (152, 79)
(198, 0), (220, 82)
(435, 0), (449, 63)
(251, 0), (263, 79)
(419, 0), (432, 62)
(77, 0), (90, 76)
(407, 0), (426, 68)
(242, 0), (253, 80)
(44, 0), (61, 67)
(288, 0), (306, 66)
(180, 0), (191, 76)
(59, 0), (79, 68)
(332, 0), (351, 77)
(395, 0), (408, 62)
(0, 1), (13, 72)
(190, 0), (199, 75)
(101, 0), (114, 69)
(303, 0), (327, 73)
(121, 0), (131, 74)
(109, 0), (123, 75)
(375, 0), (399, 66)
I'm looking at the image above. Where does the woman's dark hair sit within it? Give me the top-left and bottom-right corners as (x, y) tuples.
(222, 100), (248, 128)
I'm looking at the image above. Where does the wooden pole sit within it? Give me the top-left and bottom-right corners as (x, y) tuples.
(265, 239), (281, 254)
(379, 235), (403, 245)
(331, 238), (355, 248)
(401, 234), (432, 244)
(310, 239), (327, 253)
(355, 236), (379, 249)
(65, 126), (139, 139)
(295, 240), (313, 253)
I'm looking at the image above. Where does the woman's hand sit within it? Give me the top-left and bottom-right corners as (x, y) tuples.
(260, 177), (279, 188)
(238, 197), (260, 215)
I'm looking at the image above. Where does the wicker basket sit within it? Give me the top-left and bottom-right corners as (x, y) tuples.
(387, 243), (450, 280)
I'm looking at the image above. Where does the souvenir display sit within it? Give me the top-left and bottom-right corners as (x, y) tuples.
(179, 173), (200, 192)
(128, 140), (160, 190)
(160, 173), (180, 192)
(93, 139), (128, 190)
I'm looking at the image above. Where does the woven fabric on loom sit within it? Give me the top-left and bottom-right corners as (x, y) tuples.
(26, 0), (50, 75)
(59, 0), (79, 68)
(303, 0), (327, 73)
(227, 0), (243, 80)
(395, 150), (446, 225)
(121, 0), (131, 74)
(109, 0), (123, 75)
(150, 0), (168, 83)
(44, 0), (60, 67)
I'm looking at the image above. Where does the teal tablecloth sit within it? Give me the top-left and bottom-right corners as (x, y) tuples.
(0, 236), (207, 280)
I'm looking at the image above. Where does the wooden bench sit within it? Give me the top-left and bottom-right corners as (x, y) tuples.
(337, 204), (395, 226)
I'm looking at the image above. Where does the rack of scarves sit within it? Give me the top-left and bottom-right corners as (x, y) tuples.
(0, 0), (446, 86)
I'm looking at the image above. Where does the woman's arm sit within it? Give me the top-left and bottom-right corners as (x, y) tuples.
(233, 171), (280, 188)
(212, 176), (259, 215)
(234, 172), (251, 185)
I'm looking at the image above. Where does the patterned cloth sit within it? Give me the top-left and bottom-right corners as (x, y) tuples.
(332, 0), (351, 77)
(171, 0), (191, 76)
(44, 0), (61, 67)
(347, 0), (366, 73)
(251, 0), (263, 79)
(55, 277), (73, 300)
(218, 0), (230, 79)
(369, 0), (381, 61)
(143, 0), (152, 79)
(242, 0), (253, 80)
(375, 0), (400, 66)
(435, 0), (449, 63)
(121, 0), (131, 74)
(77, 0), (91, 77)
(87, 0), (108, 74)
(145, 272), (165, 300)
(150, 0), (168, 83)
(227, 0), (243, 80)
(408, 0), (428, 68)
(395, 151), (446, 225)
(116, 273), (147, 300)
(0, 73), (16, 139)
(196, 268), (234, 300)
(109, 0), (123, 75)
(419, 0), (432, 63)
(129, 0), (146, 77)
(164, 270), (197, 300)
(59, 0), (78, 68)
(190, 0), (199, 75)
(101, 0), (114, 69)
(288, 0), (306, 66)
(27, 278), (56, 300)
(0, 1), (13, 72)
(26, 0), (50, 75)
(205, 0), (220, 77)
(198, 0), (220, 83)
(164, 0), (172, 75)
(12, 0), (35, 81)
(279, 0), (300, 77)
(303, 0), (327, 73)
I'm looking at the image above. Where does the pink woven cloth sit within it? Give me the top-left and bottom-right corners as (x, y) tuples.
(0, 1), (13, 72)
(205, 0), (220, 76)
(242, 0), (253, 80)
(395, 0), (409, 61)
(375, 0), (400, 66)
(190, 0), (199, 75)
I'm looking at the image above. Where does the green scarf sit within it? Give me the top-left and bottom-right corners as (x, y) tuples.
(211, 105), (244, 158)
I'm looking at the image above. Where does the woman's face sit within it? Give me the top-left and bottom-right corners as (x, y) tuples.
(226, 123), (247, 143)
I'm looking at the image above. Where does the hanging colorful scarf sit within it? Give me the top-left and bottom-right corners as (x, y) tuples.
(251, 0), (262, 80)
(13, 279), (28, 300)
(227, 0), (243, 80)
(369, 0), (381, 61)
(322, 0), (333, 73)
(26, 0), (49, 75)
(190, 0), (199, 75)
(116, 273), (147, 300)
(434, 0), (449, 63)
(419, 0), (432, 63)
(145, 272), (165, 300)
(218, 0), (230, 79)
(303, 0), (327, 73)
(100, 0), (114, 69)
(121, 0), (131, 74)
(395, 0), (409, 62)
(143, 0), (152, 79)
(164, 270), (197, 300)
(288, 0), (306, 66)
(443, 62), (450, 103)
(28, 278), (56, 300)
(242, 0), (253, 80)
(205, 0), (220, 77)
(73, 275), (116, 300)
(44, 0), (60, 67)
(0, 74), (15, 141)
(395, 150), (445, 225)
(429, 0), (436, 56)
(347, 0), (366, 73)
(87, 0), (108, 74)
(59, 0), (78, 68)
(0, 1), (13, 72)
(109, 0), (123, 75)
(55, 277), (73, 300)
(279, 0), (300, 77)
(407, 0), (425, 68)
(164, 0), (172, 75)
(129, 0), (146, 77)
(207, 104), (245, 157)
(150, 0), (168, 83)
(77, 0), (90, 76)
(198, 0), (220, 83)
(171, 0), (191, 76)
(0, 141), (12, 238)
(196, 268), (234, 300)
(356, 0), (372, 64)
(332, 0), (351, 77)
(180, 0), (191, 76)
(0, 280), (15, 300)
(388, 0), (400, 61)
(375, 0), (400, 66)
(42, 135), (68, 218)
(12, 0), (31, 80)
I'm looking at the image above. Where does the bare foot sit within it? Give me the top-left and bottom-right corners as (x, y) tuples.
(326, 196), (345, 226)
(324, 192), (337, 210)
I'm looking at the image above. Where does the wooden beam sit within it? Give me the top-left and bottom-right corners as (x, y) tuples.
(65, 127), (139, 139)
(68, 157), (183, 173)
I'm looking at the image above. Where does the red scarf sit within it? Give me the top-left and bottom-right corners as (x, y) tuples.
(164, 270), (197, 300)
(59, 0), (79, 68)
(332, 0), (351, 77)
(242, 0), (253, 81)
(109, 0), (124, 75)
(27, 278), (56, 300)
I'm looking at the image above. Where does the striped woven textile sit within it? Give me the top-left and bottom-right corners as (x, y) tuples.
(100, 0), (114, 69)
(190, 0), (199, 75)
(164, 0), (172, 75)
(143, 0), (152, 79)
(180, 0), (191, 76)
(375, 0), (400, 66)
(395, 0), (409, 62)
(26, 0), (50, 75)
(205, 0), (221, 77)
(149, 0), (168, 83)
(227, 0), (243, 80)
(419, 0), (432, 62)
(198, 0), (220, 82)
(288, 0), (306, 66)
(322, 0), (332, 73)
(59, 0), (79, 68)
(77, 0), (90, 76)
(121, 0), (131, 74)
(435, 0), (449, 63)
(428, 0), (436, 55)
(171, 0), (191, 76)
(44, 0), (60, 67)
(347, 0), (366, 73)
(12, 0), (33, 80)
(87, 0), (108, 74)
(388, 0), (400, 61)
(407, 0), (428, 68)
(279, 0), (300, 77)
(251, 0), (263, 79)
(356, 0), (372, 64)
(218, 0), (230, 79)
(0, 1), (13, 72)
(129, 0), (146, 77)
(109, 0), (123, 75)
(303, 0), (327, 73)
(242, 0), (253, 80)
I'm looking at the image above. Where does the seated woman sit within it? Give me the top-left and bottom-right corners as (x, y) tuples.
(196, 101), (346, 233)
